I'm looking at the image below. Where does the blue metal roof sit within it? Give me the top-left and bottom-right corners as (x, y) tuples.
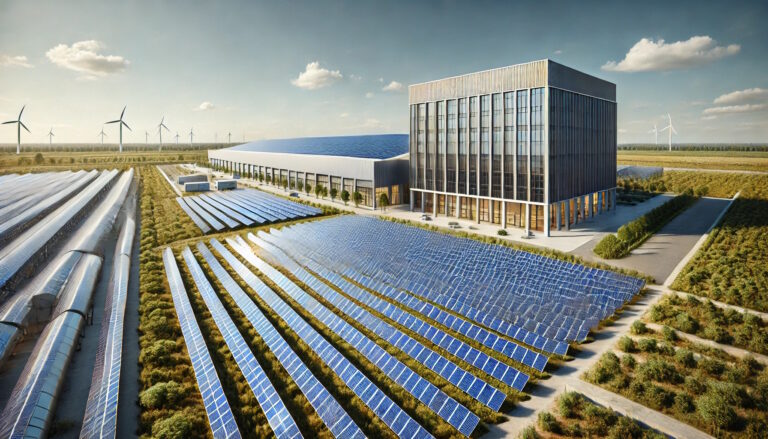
(227, 134), (408, 159)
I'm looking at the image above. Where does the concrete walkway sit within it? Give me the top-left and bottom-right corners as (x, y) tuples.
(644, 322), (768, 365)
(156, 165), (182, 197)
(667, 290), (768, 322)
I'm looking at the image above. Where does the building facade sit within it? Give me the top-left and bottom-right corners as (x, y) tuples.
(208, 135), (409, 209)
(408, 59), (617, 236)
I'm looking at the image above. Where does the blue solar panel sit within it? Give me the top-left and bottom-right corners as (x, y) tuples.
(227, 134), (408, 160)
(181, 247), (301, 439)
(183, 196), (225, 231)
(162, 248), (241, 439)
(199, 194), (253, 226)
(196, 242), (364, 439)
(230, 236), (485, 432)
(252, 231), (531, 390)
(176, 197), (212, 233)
(210, 240), (432, 439)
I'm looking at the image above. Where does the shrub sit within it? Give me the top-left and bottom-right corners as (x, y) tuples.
(702, 324), (734, 345)
(557, 391), (582, 418)
(497, 229), (508, 236)
(152, 411), (194, 439)
(622, 354), (637, 370)
(34, 152), (44, 164)
(594, 233), (625, 259)
(139, 339), (178, 366)
(589, 352), (622, 384)
(699, 358), (726, 377)
(674, 393), (695, 413)
(608, 416), (643, 439)
(674, 349), (696, 368)
(637, 338), (657, 353)
(518, 425), (539, 439)
(662, 325), (678, 341)
(584, 404), (618, 436)
(644, 384), (675, 409)
(685, 375), (707, 395)
(618, 336), (637, 353)
(631, 320), (648, 335)
(140, 381), (187, 409)
(697, 392), (738, 430)
(637, 358), (681, 384)
(537, 411), (561, 434)
(674, 312), (699, 333)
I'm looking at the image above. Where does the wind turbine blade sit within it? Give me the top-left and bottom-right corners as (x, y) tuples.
(122, 121), (132, 131)
(2, 120), (17, 125)
(20, 121), (30, 133)
(660, 126), (670, 132)
(18, 105), (25, 119)
(120, 106), (126, 119)
(106, 119), (120, 124)
(671, 126), (678, 135)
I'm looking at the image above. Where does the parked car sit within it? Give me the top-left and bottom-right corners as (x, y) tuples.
(289, 192), (300, 198)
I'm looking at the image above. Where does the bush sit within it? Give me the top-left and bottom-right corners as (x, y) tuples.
(594, 233), (625, 259)
(637, 358), (681, 384)
(497, 229), (508, 236)
(140, 381), (187, 409)
(152, 412), (194, 439)
(608, 416), (643, 439)
(674, 312), (699, 333)
(631, 320), (648, 335)
(557, 391), (582, 418)
(699, 358), (726, 377)
(518, 425), (539, 439)
(622, 354), (637, 369)
(537, 411), (561, 434)
(34, 152), (44, 164)
(685, 375), (707, 395)
(674, 349), (697, 368)
(618, 336), (637, 353)
(637, 338), (658, 353)
(697, 392), (738, 430)
(584, 404), (618, 436)
(589, 352), (622, 384)
(662, 325), (678, 341)
(674, 393), (695, 413)
(644, 384), (675, 409)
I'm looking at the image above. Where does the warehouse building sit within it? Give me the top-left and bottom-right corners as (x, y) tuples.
(208, 134), (409, 209)
(408, 59), (618, 236)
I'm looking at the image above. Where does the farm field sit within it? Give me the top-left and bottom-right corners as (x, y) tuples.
(617, 150), (768, 172)
(0, 149), (208, 174)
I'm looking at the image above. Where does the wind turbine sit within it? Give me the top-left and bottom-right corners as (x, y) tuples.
(47, 127), (55, 146)
(660, 113), (677, 152)
(174, 132), (180, 145)
(157, 116), (169, 151)
(215, 132), (218, 143)
(145, 130), (149, 144)
(228, 131), (231, 144)
(105, 106), (131, 153)
(99, 127), (107, 145)
(189, 128), (194, 146)
(2, 105), (30, 154)
(649, 124), (658, 146)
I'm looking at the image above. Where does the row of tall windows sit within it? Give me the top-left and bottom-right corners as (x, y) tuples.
(410, 87), (544, 202)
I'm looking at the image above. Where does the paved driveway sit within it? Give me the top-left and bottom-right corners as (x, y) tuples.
(572, 197), (731, 283)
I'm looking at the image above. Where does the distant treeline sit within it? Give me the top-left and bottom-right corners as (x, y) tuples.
(619, 144), (768, 152)
(0, 143), (232, 153)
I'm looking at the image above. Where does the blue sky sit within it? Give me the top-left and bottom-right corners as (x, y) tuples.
(1, 0), (766, 144)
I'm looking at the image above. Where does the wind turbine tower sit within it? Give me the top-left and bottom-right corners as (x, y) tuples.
(649, 124), (658, 146)
(174, 132), (180, 145)
(106, 106), (131, 153)
(99, 127), (107, 145)
(660, 114), (677, 152)
(145, 130), (149, 144)
(47, 127), (55, 146)
(157, 116), (169, 151)
(2, 105), (30, 154)
(228, 131), (231, 144)
(189, 128), (194, 146)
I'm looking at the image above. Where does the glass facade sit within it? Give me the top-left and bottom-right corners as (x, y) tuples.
(479, 95), (490, 197)
(446, 100), (457, 193)
(426, 102), (436, 191)
(458, 98), (467, 194)
(436, 101), (445, 192)
(410, 105), (417, 189)
(530, 88), (545, 202)
(516, 90), (528, 200)
(492, 93), (502, 198)
(417, 103), (425, 189)
(469, 96), (478, 195)
(504, 92), (515, 197)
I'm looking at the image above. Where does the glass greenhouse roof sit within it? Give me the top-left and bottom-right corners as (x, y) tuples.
(227, 134), (408, 159)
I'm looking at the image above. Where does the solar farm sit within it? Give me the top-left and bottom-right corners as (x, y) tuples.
(0, 169), (137, 438)
(159, 215), (645, 438)
(176, 188), (321, 233)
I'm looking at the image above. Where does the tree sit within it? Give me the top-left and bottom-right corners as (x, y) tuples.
(290, 180), (295, 190)
(321, 186), (328, 199)
(341, 189), (350, 205)
(315, 184), (322, 198)
(330, 187), (338, 202)
(34, 152), (44, 164)
(258, 172), (264, 183)
(353, 191), (363, 207)
(297, 181), (304, 192)
(305, 182), (312, 196)
(378, 193), (390, 212)
(265, 174), (271, 184)
(281, 177), (288, 191)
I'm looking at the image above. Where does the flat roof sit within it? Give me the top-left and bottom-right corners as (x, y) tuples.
(226, 134), (408, 160)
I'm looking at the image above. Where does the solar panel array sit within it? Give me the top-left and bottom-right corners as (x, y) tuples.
(163, 248), (241, 439)
(211, 239), (433, 438)
(246, 233), (512, 411)
(196, 242), (365, 439)
(182, 247), (302, 438)
(227, 134), (409, 159)
(261, 216), (645, 356)
(81, 215), (135, 439)
(177, 189), (320, 233)
(255, 230), (547, 374)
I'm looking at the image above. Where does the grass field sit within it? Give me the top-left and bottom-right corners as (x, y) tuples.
(0, 150), (208, 174)
(617, 150), (768, 172)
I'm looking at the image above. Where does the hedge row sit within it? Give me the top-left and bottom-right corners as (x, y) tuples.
(594, 191), (696, 259)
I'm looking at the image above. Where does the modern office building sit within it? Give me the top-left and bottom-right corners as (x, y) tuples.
(208, 134), (409, 209)
(409, 59), (617, 236)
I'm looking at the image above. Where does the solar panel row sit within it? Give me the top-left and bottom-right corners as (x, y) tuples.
(229, 236), (484, 433)
(211, 239), (433, 439)
(196, 242), (365, 439)
(163, 248), (241, 439)
(181, 247), (302, 438)
(177, 189), (321, 233)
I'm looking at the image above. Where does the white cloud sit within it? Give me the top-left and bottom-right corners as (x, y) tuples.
(46, 40), (129, 79)
(713, 87), (768, 105)
(365, 92), (375, 99)
(291, 61), (342, 90)
(0, 55), (32, 68)
(195, 101), (215, 111)
(602, 36), (740, 72)
(339, 112), (349, 118)
(702, 104), (767, 115)
(349, 74), (362, 81)
(382, 80), (403, 92)
(554, 49), (563, 55)
(378, 77), (384, 83)
(362, 118), (384, 129)
(701, 115), (718, 120)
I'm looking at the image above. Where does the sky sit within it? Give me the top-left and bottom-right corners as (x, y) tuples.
(0, 0), (767, 145)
